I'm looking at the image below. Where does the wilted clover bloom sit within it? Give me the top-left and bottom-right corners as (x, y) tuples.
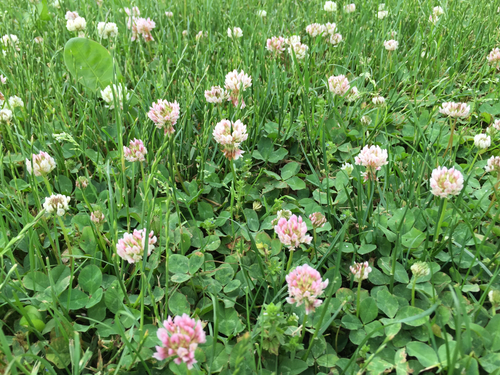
(328, 74), (350, 96)
(153, 314), (206, 369)
(360, 115), (372, 126)
(65, 11), (79, 20)
(98, 22), (119, 39)
(341, 162), (354, 176)
(384, 39), (398, 51)
(487, 48), (500, 67)
(429, 166), (464, 198)
(75, 176), (89, 189)
(354, 145), (388, 181)
(324, 1), (337, 12)
(485, 156), (500, 173)
(148, 99), (180, 135)
(116, 229), (157, 264)
(224, 70), (252, 108)
(90, 210), (105, 225)
(474, 134), (491, 150)
(439, 102), (470, 118)
(410, 261), (430, 278)
(372, 95), (386, 106)
(266, 36), (285, 56)
(309, 212), (327, 229)
(26, 151), (56, 176)
(347, 86), (360, 102)
(306, 23), (327, 37)
(124, 139), (147, 162)
(350, 261), (372, 282)
(274, 214), (312, 250)
(101, 84), (130, 110)
(489, 290), (500, 306)
(212, 119), (248, 160)
(227, 27), (243, 38)
(286, 264), (329, 314)
(43, 194), (70, 216)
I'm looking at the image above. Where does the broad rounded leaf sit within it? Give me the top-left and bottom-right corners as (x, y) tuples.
(64, 38), (116, 90)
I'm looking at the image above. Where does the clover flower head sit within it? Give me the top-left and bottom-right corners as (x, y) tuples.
(328, 74), (350, 96)
(266, 36), (286, 56)
(274, 214), (312, 250)
(212, 119), (248, 160)
(411, 261), (430, 278)
(26, 151), (56, 176)
(329, 33), (343, 45)
(355, 145), (388, 181)
(124, 139), (147, 162)
(101, 84), (130, 110)
(474, 134), (491, 150)
(306, 23), (327, 37)
(439, 102), (470, 118)
(43, 194), (70, 216)
(148, 99), (180, 135)
(350, 261), (372, 282)
(98, 22), (119, 39)
(116, 229), (157, 264)
(286, 264), (329, 314)
(153, 314), (206, 369)
(384, 39), (398, 51)
(429, 166), (464, 198)
(205, 86), (226, 104)
(309, 212), (327, 229)
(324, 1), (337, 12)
(227, 27), (243, 38)
(485, 156), (500, 173)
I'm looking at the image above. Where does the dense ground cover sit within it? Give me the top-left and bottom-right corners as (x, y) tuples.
(2, 0), (500, 373)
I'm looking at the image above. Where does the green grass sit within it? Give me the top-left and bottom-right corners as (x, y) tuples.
(1, 0), (500, 373)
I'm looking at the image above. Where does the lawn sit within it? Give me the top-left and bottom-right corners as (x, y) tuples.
(1, 0), (500, 374)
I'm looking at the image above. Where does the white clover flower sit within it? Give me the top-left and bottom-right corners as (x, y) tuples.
(344, 3), (356, 13)
(384, 39), (398, 51)
(257, 10), (267, 17)
(165, 11), (173, 17)
(341, 162), (354, 175)
(97, 22), (119, 39)
(361, 115), (372, 126)
(474, 134), (491, 150)
(288, 42), (309, 60)
(378, 10), (388, 19)
(324, 1), (337, 12)
(0, 108), (13, 123)
(325, 22), (337, 35)
(67, 17), (87, 32)
(8, 95), (23, 108)
(100, 84), (130, 109)
(43, 194), (71, 216)
(329, 33), (342, 45)
(228, 27), (243, 38)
